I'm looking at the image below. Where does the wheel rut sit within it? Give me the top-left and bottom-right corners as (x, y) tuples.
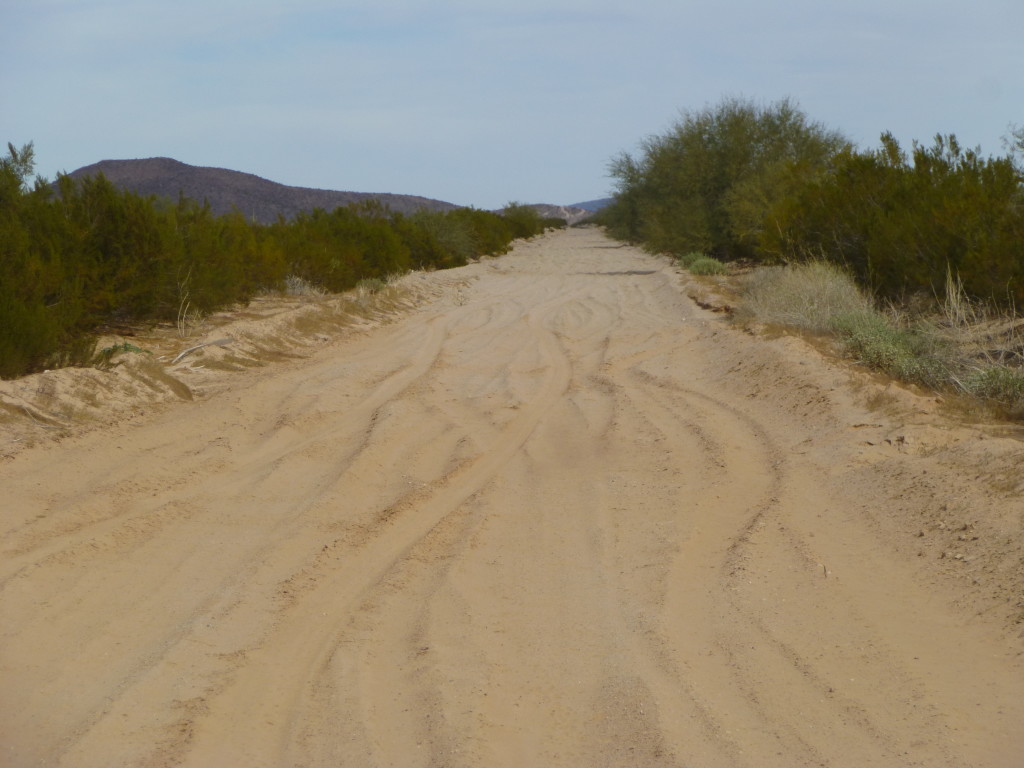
(2, 229), (1023, 768)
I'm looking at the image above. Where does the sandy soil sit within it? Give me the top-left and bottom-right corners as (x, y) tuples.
(2, 228), (1023, 767)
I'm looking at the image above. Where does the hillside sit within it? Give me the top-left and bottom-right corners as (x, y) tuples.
(568, 197), (613, 212)
(64, 158), (460, 223)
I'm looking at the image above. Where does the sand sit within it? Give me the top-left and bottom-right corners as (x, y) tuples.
(2, 227), (1022, 767)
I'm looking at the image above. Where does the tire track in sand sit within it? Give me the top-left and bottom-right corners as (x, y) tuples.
(2, 228), (1023, 768)
(173, 310), (573, 767)
(1, 315), (453, 766)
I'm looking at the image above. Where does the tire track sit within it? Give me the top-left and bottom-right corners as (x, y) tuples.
(176, 310), (573, 767)
(2, 316), (453, 767)
(3, 228), (1022, 768)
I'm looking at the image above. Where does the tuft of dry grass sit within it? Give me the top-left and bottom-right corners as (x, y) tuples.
(736, 261), (872, 334)
(282, 275), (329, 297)
(687, 256), (728, 276)
(934, 270), (1024, 416)
(737, 261), (1024, 419)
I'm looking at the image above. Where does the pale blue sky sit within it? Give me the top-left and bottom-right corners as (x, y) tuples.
(3, 0), (1021, 209)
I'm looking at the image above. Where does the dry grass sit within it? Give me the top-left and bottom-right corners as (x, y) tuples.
(282, 275), (329, 297)
(931, 271), (1024, 416)
(687, 256), (728, 276)
(737, 262), (1024, 419)
(736, 261), (872, 334)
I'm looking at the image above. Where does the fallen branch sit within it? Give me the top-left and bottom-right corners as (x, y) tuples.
(171, 337), (233, 364)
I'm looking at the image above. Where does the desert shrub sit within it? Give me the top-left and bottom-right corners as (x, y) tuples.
(0, 142), (551, 379)
(45, 335), (98, 371)
(0, 143), (80, 376)
(768, 133), (1024, 307)
(739, 261), (872, 333)
(687, 256), (728, 275)
(603, 101), (1024, 310)
(427, 213), (477, 265)
(392, 210), (478, 270)
(267, 205), (412, 292)
(602, 97), (848, 260)
(501, 202), (546, 240)
(0, 288), (60, 379)
(676, 251), (705, 268)
(446, 207), (514, 256)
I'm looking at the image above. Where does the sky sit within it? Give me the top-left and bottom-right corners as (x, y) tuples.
(3, 0), (1022, 210)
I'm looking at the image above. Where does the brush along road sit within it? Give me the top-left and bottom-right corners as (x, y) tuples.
(2, 228), (1022, 767)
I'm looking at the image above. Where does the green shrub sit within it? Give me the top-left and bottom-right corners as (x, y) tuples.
(603, 101), (1024, 311)
(768, 133), (1024, 307)
(501, 202), (545, 240)
(677, 251), (705, 268)
(393, 210), (477, 269)
(603, 97), (848, 260)
(448, 208), (513, 256)
(0, 142), (556, 380)
(0, 290), (59, 379)
(687, 256), (728, 275)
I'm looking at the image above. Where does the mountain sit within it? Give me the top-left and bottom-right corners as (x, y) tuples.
(567, 197), (614, 212)
(63, 158), (460, 223)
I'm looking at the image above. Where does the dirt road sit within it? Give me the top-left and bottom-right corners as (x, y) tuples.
(2, 228), (1023, 767)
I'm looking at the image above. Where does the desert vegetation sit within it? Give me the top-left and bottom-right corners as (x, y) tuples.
(0, 143), (550, 379)
(736, 262), (1024, 417)
(599, 99), (1024, 416)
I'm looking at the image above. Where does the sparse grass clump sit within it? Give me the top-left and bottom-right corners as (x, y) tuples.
(688, 256), (728, 276)
(957, 367), (1024, 415)
(932, 271), (1024, 415)
(677, 251), (705, 268)
(738, 262), (1024, 417)
(94, 342), (150, 369)
(831, 310), (951, 387)
(739, 261), (871, 334)
(356, 278), (386, 295)
(282, 275), (329, 297)
(738, 260), (953, 389)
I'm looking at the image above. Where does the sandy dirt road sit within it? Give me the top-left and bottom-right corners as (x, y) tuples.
(2, 228), (1023, 767)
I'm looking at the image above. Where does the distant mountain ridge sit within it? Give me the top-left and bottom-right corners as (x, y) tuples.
(64, 158), (460, 223)
(64, 157), (611, 225)
(568, 197), (613, 212)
